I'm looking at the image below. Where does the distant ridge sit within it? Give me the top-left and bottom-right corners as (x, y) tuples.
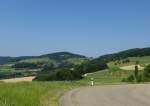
(0, 56), (34, 64)
(0, 52), (86, 64)
(1, 47), (150, 64)
(41, 52), (85, 59)
(96, 47), (150, 62)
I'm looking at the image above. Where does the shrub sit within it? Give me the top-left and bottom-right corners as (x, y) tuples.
(122, 75), (134, 82)
(141, 65), (150, 82)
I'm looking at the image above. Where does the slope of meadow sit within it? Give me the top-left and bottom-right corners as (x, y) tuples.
(0, 81), (87, 106)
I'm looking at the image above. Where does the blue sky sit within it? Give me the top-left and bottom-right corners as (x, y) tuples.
(0, 0), (150, 57)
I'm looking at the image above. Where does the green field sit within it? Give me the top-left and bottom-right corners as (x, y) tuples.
(128, 56), (150, 66)
(108, 56), (150, 67)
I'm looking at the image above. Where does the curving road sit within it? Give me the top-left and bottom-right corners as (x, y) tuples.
(60, 84), (150, 106)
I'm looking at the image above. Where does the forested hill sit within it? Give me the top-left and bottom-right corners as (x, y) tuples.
(40, 52), (86, 60)
(96, 47), (150, 62)
(0, 52), (86, 64)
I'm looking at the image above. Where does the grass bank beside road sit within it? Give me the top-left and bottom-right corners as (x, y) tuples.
(0, 81), (87, 106)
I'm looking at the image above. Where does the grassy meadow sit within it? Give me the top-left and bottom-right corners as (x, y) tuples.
(0, 81), (87, 106)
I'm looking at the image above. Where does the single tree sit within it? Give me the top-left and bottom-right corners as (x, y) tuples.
(134, 61), (139, 82)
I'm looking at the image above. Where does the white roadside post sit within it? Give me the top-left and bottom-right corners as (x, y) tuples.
(90, 78), (94, 86)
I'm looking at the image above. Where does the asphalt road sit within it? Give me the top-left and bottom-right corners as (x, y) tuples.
(60, 84), (150, 106)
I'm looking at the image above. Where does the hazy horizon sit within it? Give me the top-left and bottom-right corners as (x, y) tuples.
(0, 0), (150, 57)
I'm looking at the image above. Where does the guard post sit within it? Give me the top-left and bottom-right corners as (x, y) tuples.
(90, 78), (94, 86)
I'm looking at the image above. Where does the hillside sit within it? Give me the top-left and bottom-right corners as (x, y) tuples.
(96, 47), (150, 62)
(1, 55), (150, 106)
(1, 47), (150, 80)
(1, 48), (150, 106)
(0, 52), (88, 79)
(0, 52), (86, 64)
(41, 52), (85, 60)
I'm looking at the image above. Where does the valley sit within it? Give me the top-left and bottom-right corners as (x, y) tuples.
(0, 48), (150, 106)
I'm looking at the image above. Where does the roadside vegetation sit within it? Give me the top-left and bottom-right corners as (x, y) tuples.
(0, 82), (86, 106)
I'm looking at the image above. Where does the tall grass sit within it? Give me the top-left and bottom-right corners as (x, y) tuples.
(0, 81), (86, 106)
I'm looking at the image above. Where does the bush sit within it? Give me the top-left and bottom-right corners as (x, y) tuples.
(141, 65), (150, 82)
(122, 75), (134, 82)
(123, 74), (142, 83)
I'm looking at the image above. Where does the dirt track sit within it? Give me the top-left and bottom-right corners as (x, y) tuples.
(60, 84), (150, 106)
